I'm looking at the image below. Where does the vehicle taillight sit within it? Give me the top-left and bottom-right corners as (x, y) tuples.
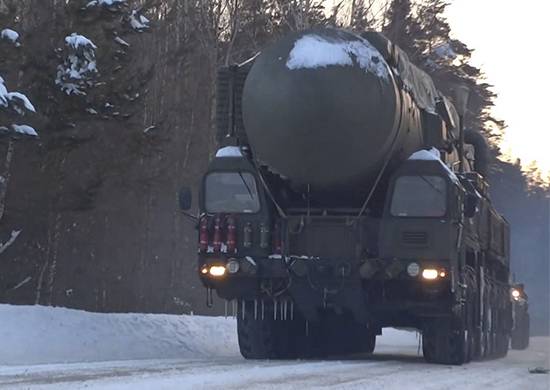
(226, 215), (237, 254)
(199, 217), (209, 252)
(213, 215), (223, 252)
(272, 222), (282, 254)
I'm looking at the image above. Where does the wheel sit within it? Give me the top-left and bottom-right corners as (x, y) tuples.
(481, 302), (492, 358)
(313, 314), (376, 356)
(494, 307), (511, 358)
(361, 331), (376, 354)
(465, 306), (475, 362)
(237, 301), (304, 359)
(511, 313), (530, 350)
(422, 316), (466, 365)
(495, 331), (509, 357)
(342, 323), (376, 354)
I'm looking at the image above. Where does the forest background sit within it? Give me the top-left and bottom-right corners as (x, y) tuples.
(0, 0), (547, 334)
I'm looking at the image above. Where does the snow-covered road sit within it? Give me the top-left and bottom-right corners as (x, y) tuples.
(0, 305), (548, 390)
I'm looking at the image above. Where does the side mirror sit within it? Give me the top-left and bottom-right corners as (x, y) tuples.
(178, 186), (192, 211)
(464, 194), (478, 218)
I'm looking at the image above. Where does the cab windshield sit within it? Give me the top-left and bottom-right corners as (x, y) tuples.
(205, 172), (260, 213)
(390, 175), (447, 217)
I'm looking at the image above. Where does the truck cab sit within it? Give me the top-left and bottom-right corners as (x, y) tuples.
(379, 152), (466, 284)
(369, 150), (474, 325)
(196, 146), (275, 300)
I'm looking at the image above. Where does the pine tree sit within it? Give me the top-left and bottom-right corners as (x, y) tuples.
(382, 0), (423, 61)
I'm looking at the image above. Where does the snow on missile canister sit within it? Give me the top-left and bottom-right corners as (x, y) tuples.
(241, 29), (452, 203)
(183, 28), (522, 366)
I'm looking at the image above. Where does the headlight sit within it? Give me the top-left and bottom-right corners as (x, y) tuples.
(407, 262), (420, 277)
(422, 269), (439, 280)
(208, 265), (226, 277)
(226, 260), (240, 274)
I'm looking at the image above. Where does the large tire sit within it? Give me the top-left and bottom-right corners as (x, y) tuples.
(362, 331), (377, 354)
(494, 307), (510, 358)
(511, 313), (530, 350)
(237, 301), (303, 359)
(465, 305), (475, 363)
(237, 303), (376, 359)
(481, 300), (492, 358)
(423, 316), (466, 365)
(304, 314), (376, 357)
(495, 332), (510, 357)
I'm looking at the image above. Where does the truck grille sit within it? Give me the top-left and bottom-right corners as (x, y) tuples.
(401, 231), (428, 246)
(287, 217), (357, 259)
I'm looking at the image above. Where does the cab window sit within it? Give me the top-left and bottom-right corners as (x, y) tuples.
(205, 172), (260, 213)
(390, 175), (447, 217)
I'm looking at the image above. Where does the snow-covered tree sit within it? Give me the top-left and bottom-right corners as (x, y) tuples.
(0, 75), (37, 136)
(1, 28), (20, 47)
(85, 0), (126, 10)
(129, 9), (150, 32)
(0, 76), (37, 224)
(55, 33), (99, 96)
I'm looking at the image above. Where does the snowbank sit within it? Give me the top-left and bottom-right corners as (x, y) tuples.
(0, 305), (238, 365)
(0, 304), (424, 367)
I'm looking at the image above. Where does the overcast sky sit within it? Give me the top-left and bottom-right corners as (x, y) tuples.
(446, 0), (550, 175)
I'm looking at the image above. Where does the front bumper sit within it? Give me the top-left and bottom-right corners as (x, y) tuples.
(198, 256), (453, 322)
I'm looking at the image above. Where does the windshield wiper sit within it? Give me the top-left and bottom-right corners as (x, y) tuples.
(238, 171), (255, 199)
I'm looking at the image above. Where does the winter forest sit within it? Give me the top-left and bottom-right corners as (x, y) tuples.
(0, 0), (548, 335)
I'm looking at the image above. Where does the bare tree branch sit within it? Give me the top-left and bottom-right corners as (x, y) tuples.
(0, 229), (20, 255)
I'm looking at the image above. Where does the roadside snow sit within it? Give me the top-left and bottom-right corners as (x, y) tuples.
(0, 304), (419, 366)
(0, 305), (548, 390)
(0, 304), (238, 365)
(286, 34), (389, 81)
(216, 146), (243, 157)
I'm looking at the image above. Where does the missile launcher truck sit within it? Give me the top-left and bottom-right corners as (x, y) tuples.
(179, 28), (528, 364)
